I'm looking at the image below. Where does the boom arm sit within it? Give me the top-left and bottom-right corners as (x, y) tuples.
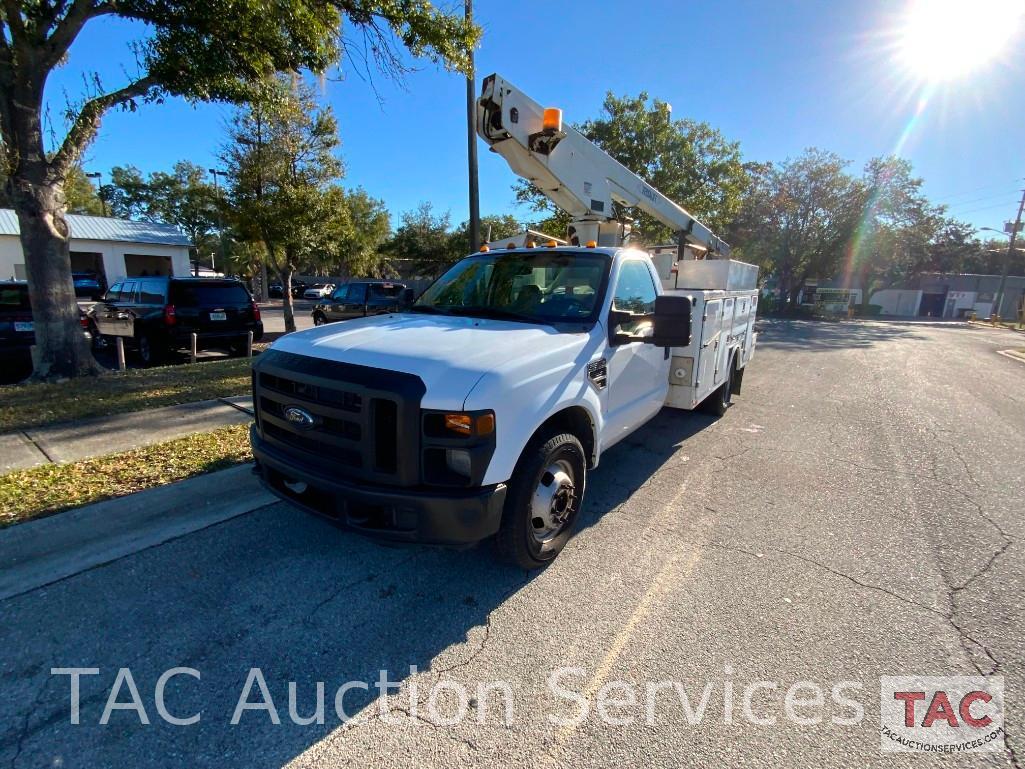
(477, 73), (729, 256)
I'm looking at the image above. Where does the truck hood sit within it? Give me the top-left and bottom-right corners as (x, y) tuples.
(270, 313), (592, 410)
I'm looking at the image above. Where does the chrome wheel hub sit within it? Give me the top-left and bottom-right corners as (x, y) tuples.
(530, 459), (576, 543)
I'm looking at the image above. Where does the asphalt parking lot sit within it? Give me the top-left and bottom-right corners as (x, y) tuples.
(1, 319), (1022, 768)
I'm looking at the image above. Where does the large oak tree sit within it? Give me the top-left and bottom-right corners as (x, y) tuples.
(0, 0), (477, 379)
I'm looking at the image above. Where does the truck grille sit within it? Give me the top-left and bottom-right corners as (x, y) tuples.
(252, 350), (425, 486)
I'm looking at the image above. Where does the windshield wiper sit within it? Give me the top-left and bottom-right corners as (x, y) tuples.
(408, 305), (451, 315)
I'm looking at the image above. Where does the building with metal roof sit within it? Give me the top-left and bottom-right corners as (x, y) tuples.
(0, 209), (192, 293)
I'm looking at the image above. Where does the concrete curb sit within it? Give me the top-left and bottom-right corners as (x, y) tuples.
(0, 396), (254, 474)
(0, 464), (275, 601)
(967, 321), (1025, 335)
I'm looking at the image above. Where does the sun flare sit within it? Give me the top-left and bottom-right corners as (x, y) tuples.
(898, 0), (1024, 81)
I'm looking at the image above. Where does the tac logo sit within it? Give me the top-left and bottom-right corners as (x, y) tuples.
(880, 676), (1004, 753)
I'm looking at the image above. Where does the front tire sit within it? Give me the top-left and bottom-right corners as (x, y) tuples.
(312, 312), (327, 326)
(497, 430), (586, 570)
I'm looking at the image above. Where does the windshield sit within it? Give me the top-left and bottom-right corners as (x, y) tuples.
(414, 251), (609, 324)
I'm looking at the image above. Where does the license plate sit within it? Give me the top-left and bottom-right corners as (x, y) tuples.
(14, 321), (33, 332)
(209, 312), (227, 321)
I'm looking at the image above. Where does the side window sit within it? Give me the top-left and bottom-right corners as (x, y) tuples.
(346, 284), (367, 304)
(139, 281), (165, 305)
(612, 261), (657, 336)
(613, 261), (657, 314)
(120, 281), (137, 303)
(104, 282), (123, 302)
(330, 285), (348, 302)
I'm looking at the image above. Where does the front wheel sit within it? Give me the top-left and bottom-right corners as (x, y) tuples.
(312, 312), (327, 326)
(497, 430), (586, 570)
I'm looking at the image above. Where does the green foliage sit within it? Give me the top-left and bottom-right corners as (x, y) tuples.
(515, 92), (747, 245)
(449, 213), (522, 255)
(384, 201), (460, 277)
(63, 166), (107, 215)
(223, 74), (344, 276)
(104, 161), (220, 260)
(331, 187), (392, 276)
(728, 149), (864, 301)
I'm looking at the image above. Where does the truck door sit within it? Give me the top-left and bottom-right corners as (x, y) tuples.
(696, 298), (722, 396)
(604, 260), (668, 440)
(338, 283), (367, 319)
(716, 297), (735, 385)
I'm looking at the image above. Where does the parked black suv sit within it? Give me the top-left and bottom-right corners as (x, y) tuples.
(72, 271), (106, 301)
(311, 281), (413, 325)
(1, 281), (91, 380)
(88, 277), (263, 365)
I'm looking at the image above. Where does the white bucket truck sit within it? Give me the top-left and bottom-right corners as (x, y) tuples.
(250, 74), (758, 567)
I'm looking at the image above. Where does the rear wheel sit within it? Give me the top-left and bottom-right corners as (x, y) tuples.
(227, 337), (250, 357)
(136, 332), (162, 367)
(497, 430), (586, 570)
(702, 356), (734, 416)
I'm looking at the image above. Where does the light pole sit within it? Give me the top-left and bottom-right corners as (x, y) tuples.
(208, 168), (228, 276)
(465, 0), (480, 253)
(84, 171), (108, 216)
(980, 186), (1025, 321)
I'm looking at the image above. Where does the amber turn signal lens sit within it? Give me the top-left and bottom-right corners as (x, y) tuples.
(444, 414), (473, 435)
(476, 413), (495, 436)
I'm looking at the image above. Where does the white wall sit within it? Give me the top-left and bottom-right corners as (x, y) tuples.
(0, 235), (190, 283)
(870, 288), (922, 317)
(0, 235), (24, 280)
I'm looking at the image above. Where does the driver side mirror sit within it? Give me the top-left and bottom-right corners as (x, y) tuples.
(650, 294), (693, 347)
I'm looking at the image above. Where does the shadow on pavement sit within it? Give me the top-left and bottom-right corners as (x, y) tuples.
(0, 407), (716, 768)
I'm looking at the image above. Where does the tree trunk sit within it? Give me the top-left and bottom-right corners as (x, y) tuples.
(280, 266), (296, 333)
(13, 165), (101, 380)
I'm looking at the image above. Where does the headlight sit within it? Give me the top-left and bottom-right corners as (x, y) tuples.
(420, 409), (497, 487)
(445, 449), (472, 477)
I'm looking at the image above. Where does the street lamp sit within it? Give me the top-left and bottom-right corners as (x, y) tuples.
(84, 171), (108, 216)
(208, 169), (228, 276)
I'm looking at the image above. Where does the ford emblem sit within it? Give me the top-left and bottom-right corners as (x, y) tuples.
(283, 406), (316, 429)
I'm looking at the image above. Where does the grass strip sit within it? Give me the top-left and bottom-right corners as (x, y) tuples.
(0, 424), (252, 527)
(0, 358), (253, 433)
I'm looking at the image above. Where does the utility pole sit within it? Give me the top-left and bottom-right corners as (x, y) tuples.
(993, 186), (1025, 321)
(465, 0), (480, 253)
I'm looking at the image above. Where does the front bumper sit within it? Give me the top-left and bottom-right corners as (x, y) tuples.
(252, 426), (506, 545)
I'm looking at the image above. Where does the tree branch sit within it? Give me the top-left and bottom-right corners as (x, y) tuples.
(51, 74), (158, 176)
(44, 0), (112, 69)
(1, 0), (26, 47)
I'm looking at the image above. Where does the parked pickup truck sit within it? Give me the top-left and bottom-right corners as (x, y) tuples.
(251, 245), (757, 568)
(311, 280), (414, 325)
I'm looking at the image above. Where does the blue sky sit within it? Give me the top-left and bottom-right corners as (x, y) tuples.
(45, 0), (1025, 233)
